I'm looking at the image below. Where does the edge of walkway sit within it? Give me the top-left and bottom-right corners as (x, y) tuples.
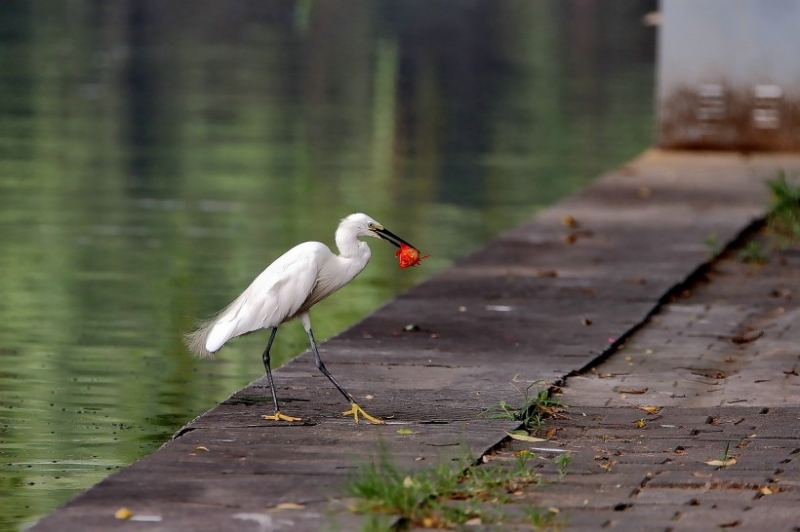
(28, 150), (800, 532)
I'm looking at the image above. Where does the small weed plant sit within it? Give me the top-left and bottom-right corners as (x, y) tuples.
(483, 380), (563, 433)
(525, 506), (562, 531)
(767, 171), (800, 241)
(706, 172), (800, 265)
(348, 449), (545, 529)
(738, 240), (767, 264)
(703, 233), (722, 256)
(555, 451), (571, 480)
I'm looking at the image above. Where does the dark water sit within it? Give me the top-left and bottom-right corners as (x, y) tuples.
(0, 1), (656, 528)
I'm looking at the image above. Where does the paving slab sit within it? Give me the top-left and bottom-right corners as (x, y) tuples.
(483, 227), (800, 531)
(27, 151), (800, 531)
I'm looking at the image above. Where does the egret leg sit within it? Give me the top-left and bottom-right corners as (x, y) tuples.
(304, 323), (384, 424)
(261, 327), (301, 422)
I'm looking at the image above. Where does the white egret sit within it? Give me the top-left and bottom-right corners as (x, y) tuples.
(184, 213), (418, 424)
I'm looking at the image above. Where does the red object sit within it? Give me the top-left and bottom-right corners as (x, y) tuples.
(396, 243), (429, 269)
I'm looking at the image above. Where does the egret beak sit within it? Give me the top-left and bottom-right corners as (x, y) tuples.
(374, 227), (416, 250)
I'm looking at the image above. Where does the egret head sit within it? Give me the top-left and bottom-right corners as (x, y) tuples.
(339, 213), (415, 249)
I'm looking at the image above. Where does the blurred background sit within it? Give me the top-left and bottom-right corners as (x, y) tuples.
(0, 1), (656, 529)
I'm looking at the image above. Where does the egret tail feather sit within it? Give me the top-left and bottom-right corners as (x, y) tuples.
(182, 318), (218, 358)
(184, 290), (254, 357)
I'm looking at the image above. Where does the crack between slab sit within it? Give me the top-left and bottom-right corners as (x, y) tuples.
(651, 480), (790, 493)
(557, 216), (766, 384)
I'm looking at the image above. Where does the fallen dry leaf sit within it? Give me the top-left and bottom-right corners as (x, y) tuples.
(706, 457), (737, 467)
(396, 428), (415, 435)
(616, 387), (648, 395)
(759, 486), (774, 495)
(506, 430), (547, 443)
(562, 215), (579, 228)
(115, 508), (133, 520)
(635, 419), (647, 428)
(640, 406), (661, 415)
(538, 405), (563, 416)
(274, 502), (305, 510)
(194, 446), (209, 452)
(403, 476), (418, 489)
(422, 516), (438, 528)
(597, 459), (617, 472)
(731, 330), (764, 344)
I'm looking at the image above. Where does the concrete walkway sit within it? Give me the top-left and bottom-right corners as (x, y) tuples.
(29, 151), (800, 531)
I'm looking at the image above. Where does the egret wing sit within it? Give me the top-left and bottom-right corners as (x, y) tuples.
(204, 242), (328, 352)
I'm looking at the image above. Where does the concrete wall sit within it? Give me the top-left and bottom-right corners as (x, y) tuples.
(658, 0), (800, 151)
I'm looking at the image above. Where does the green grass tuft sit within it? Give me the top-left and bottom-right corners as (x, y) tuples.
(767, 171), (800, 241)
(482, 380), (564, 432)
(738, 240), (767, 264)
(348, 446), (545, 529)
(525, 506), (563, 531)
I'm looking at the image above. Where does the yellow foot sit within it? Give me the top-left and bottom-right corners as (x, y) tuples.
(342, 402), (385, 424)
(262, 411), (302, 422)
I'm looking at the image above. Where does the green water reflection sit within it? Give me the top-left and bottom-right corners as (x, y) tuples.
(0, 1), (655, 528)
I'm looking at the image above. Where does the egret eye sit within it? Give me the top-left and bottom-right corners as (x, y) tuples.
(367, 222), (376, 230)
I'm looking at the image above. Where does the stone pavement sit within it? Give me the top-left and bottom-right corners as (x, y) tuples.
(478, 228), (800, 531)
(28, 151), (800, 532)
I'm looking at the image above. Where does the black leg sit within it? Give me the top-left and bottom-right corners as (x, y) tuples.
(306, 326), (355, 403)
(261, 327), (280, 413)
(260, 328), (301, 422)
(306, 324), (385, 424)
(299, 312), (382, 423)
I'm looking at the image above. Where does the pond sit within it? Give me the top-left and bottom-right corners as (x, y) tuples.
(0, 1), (656, 529)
